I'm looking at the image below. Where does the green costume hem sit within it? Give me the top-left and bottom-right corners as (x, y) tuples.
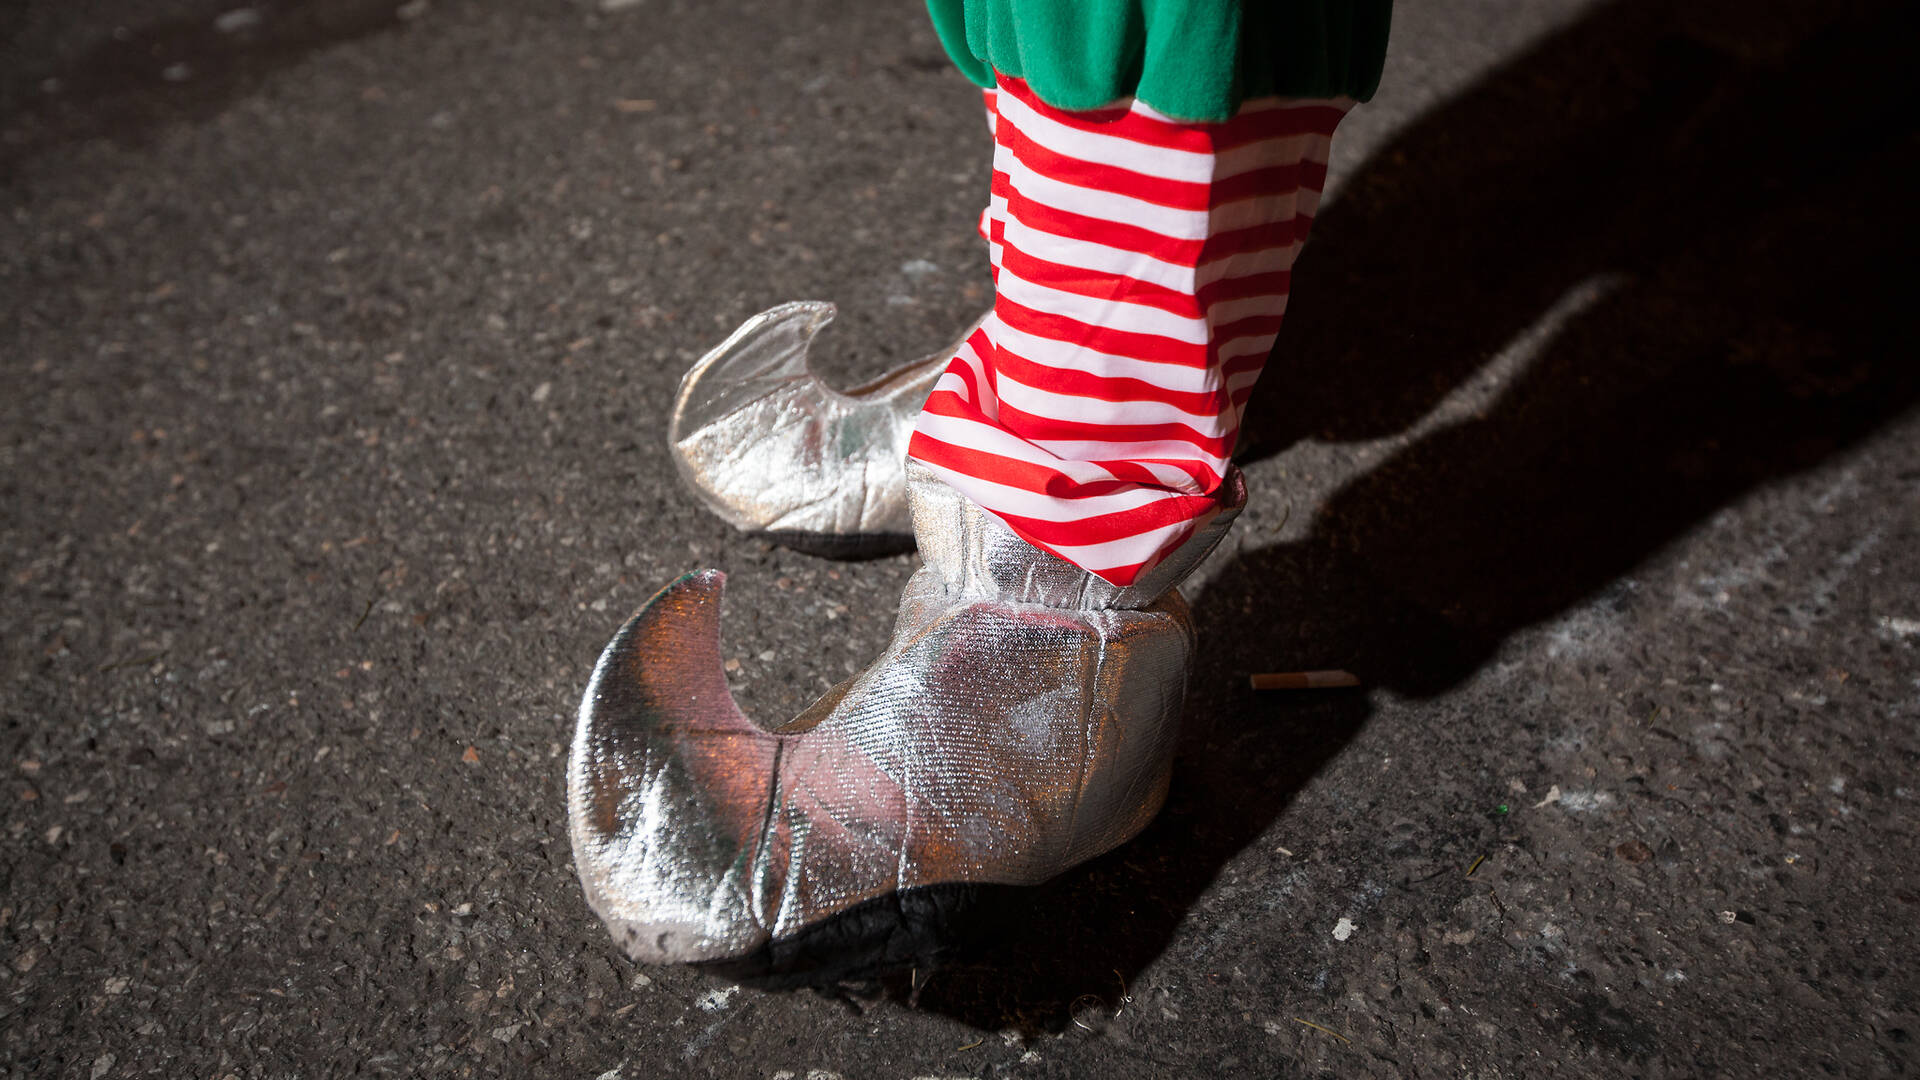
(925, 0), (1391, 121)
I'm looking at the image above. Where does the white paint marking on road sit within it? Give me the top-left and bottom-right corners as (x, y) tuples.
(214, 8), (262, 33)
(1557, 790), (1614, 812)
(1879, 615), (1920, 637)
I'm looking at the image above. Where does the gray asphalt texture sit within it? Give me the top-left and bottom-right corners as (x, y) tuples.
(4, 0), (1917, 1077)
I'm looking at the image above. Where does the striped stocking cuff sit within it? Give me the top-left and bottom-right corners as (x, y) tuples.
(909, 75), (1348, 586)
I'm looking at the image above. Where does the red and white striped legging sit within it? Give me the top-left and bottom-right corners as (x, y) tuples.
(906, 78), (1349, 586)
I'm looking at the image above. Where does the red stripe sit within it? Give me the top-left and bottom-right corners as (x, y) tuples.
(998, 243), (1294, 322)
(907, 427), (1141, 501)
(908, 434), (1212, 585)
(994, 295), (1211, 371)
(1221, 350), (1272, 384)
(984, 338), (1230, 416)
(934, 352), (987, 408)
(997, 117), (1212, 212)
(998, 245), (1199, 319)
(1212, 312), (1288, 344)
(915, 415), (1218, 505)
(1005, 198), (1202, 263)
(997, 498), (1212, 548)
(1001, 130), (1311, 220)
(906, 76), (1345, 584)
(1198, 269), (1294, 309)
(1007, 193), (1305, 271)
(993, 402), (1236, 464)
(996, 77), (1348, 155)
(1195, 228), (1306, 270)
(1211, 161), (1310, 205)
(1091, 458), (1216, 489)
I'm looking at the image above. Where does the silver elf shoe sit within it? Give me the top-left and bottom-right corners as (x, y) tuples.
(668, 301), (983, 558)
(568, 462), (1245, 978)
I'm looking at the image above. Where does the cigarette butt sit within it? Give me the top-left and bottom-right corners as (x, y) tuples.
(1249, 669), (1360, 690)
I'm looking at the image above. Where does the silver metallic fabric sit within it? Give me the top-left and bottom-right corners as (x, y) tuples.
(668, 302), (980, 549)
(568, 463), (1245, 964)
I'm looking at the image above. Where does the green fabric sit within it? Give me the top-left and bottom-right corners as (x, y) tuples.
(925, 0), (1392, 121)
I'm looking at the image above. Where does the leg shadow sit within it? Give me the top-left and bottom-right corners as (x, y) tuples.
(903, 0), (1919, 1031)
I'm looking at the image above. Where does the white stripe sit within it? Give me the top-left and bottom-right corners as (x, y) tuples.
(1029, 438), (1228, 480)
(913, 415), (1217, 513)
(1007, 93), (1343, 193)
(920, 92), (1350, 582)
(1212, 135), (1327, 180)
(991, 367), (1229, 432)
(938, 337), (995, 405)
(1195, 240), (1305, 288)
(985, 192), (1009, 270)
(1044, 517), (1202, 574)
(1002, 154), (1211, 241)
(1208, 192), (1313, 235)
(994, 91), (1217, 184)
(1002, 90), (1337, 187)
(1002, 217), (1196, 293)
(930, 369), (972, 405)
(1001, 163), (1305, 273)
(1293, 179), (1330, 223)
(1005, 202), (1305, 293)
(1225, 365), (1270, 397)
(1217, 325), (1285, 365)
(1135, 459), (1216, 490)
(989, 140), (1016, 183)
(918, 457), (1220, 573)
(993, 265), (1209, 346)
(993, 321), (1277, 394)
(988, 320), (1216, 395)
(1002, 217), (1302, 327)
(1207, 293), (1290, 327)
(913, 459), (1185, 533)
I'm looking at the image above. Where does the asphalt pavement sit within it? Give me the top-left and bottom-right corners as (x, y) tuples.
(3, 0), (1917, 1076)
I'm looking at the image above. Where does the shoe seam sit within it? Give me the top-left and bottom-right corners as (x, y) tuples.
(745, 739), (786, 937)
(1058, 623), (1104, 865)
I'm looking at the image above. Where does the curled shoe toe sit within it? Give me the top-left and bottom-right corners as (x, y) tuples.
(569, 467), (1243, 976)
(668, 302), (981, 556)
(567, 570), (776, 964)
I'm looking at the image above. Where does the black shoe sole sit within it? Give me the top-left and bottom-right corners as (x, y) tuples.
(695, 882), (1028, 989)
(753, 529), (917, 560)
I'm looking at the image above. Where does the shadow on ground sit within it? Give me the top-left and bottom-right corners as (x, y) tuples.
(891, 0), (1918, 1031)
(0, 0), (418, 173)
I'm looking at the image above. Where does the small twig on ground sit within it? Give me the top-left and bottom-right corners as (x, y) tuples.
(1249, 669), (1359, 690)
(1466, 854), (1487, 878)
(1292, 1017), (1351, 1044)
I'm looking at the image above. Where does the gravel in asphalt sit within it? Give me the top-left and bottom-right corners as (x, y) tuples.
(3, 0), (1916, 1076)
